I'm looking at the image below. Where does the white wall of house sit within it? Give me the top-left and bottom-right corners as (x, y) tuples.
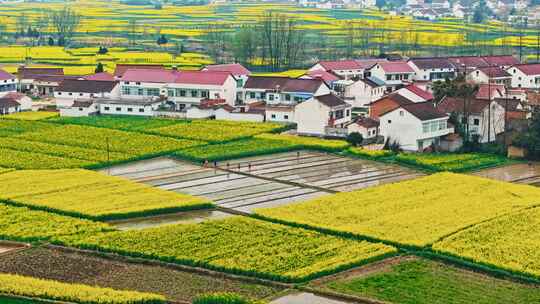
(215, 108), (264, 122)
(15, 96), (32, 111)
(379, 109), (452, 151)
(0, 105), (20, 115)
(369, 65), (413, 91)
(167, 76), (237, 108)
(266, 108), (295, 123)
(347, 124), (378, 139)
(99, 102), (161, 117)
(309, 64), (363, 80)
(55, 86), (120, 108)
(507, 67), (540, 89)
(408, 62), (455, 81)
(296, 98), (351, 136)
(120, 81), (167, 100)
(243, 84), (330, 105)
(59, 104), (99, 117)
(467, 70), (511, 85)
(455, 102), (505, 143)
(186, 107), (214, 119)
(342, 80), (385, 108)
(0, 78), (17, 97)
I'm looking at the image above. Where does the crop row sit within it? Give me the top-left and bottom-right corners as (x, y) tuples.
(0, 273), (165, 304)
(0, 169), (212, 220)
(55, 216), (396, 283)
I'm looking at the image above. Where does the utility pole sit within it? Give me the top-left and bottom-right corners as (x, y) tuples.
(487, 67), (492, 143)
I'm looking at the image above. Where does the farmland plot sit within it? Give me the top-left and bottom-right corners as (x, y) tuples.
(257, 173), (540, 247)
(474, 162), (540, 187)
(0, 169), (212, 220)
(56, 216), (396, 282)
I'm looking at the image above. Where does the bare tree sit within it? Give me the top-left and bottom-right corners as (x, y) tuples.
(232, 25), (256, 66)
(49, 7), (81, 46)
(204, 24), (230, 63)
(15, 13), (28, 37)
(127, 18), (138, 46)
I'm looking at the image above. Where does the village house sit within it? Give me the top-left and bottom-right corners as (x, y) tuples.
(368, 93), (416, 120)
(84, 72), (115, 81)
(347, 116), (380, 141)
(309, 60), (365, 80)
(475, 84), (506, 100)
(299, 69), (341, 90)
(59, 100), (99, 117)
(242, 76), (331, 123)
(437, 96), (506, 143)
(17, 67), (65, 96)
(98, 98), (164, 117)
(379, 102), (453, 151)
(54, 79), (120, 108)
(506, 64), (540, 89)
(0, 69), (17, 97)
(394, 84), (434, 103)
(0, 97), (20, 115)
(120, 69), (238, 110)
(295, 94), (352, 137)
(407, 58), (456, 82)
(467, 66), (512, 86)
(202, 63), (251, 103)
(368, 62), (415, 92)
(215, 103), (266, 122)
(448, 55), (520, 75)
(333, 76), (386, 113)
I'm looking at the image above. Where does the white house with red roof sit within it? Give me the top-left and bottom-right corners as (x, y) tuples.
(407, 58), (456, 82)
(120, 69), (238, 110)
(113, 64), (165, 80)
(379, 102), (453, 151)
(334, 76), (386, 112)
(474, 84), (506, 100)
(299, 69), (341, 89)
(0, 69), (17, 97)
(368, 62), (415, 92)
(468, 66), (512, 86)
(506, 64), (540, 89)
(309, 60), (364, 80)
(296, 94), (352, 137)
(202, 63), (250, 86)
(395, 84), (434, 103)
(347, 117), (380, 140)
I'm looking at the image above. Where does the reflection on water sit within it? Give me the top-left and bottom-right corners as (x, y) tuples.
(474, 163), (540, 186)
(109, 210), (233, 231)
(271, 292), (353, 304)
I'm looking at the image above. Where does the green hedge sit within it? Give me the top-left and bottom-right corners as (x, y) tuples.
(192, 293), (266, 304)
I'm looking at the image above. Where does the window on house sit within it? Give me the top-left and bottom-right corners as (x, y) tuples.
(388, 120), (392, 124)
(399, 110), (404, 116)
(116, 107), (121, 111)
(79, 108), (83, 111)
(271, 114), (276, 119)
(250, 92), (256, 99)
(284, 115), (289, 120)
(346, 109), (350, 116)
(125, 82), (130, 85)
(138, 88), (144, 96)
(404, 74), (409, 80)
(439, 120), (447, 130)
(386, 75), (392, 81)
(58, 92), (62, 95)
(269, 94), (274, 101)
(335, 110), (344, 119)
(104, 107), (110, 111)
(285, 94), (291, 101)
(191, 90), (198, 97)
(79, 93), (83, 96)
(139, 108), (145, 113)
(122, 87), (130, 95)
(127, 108), (133, 112)
(180, 90), (186, 97)
(168, 90), (175, 97)
(201, 91), (208, 98)
(136, 82), (141, 85)
(473, 118), (480, 126)
(422, 122), (429, 133)
(68, 93), (73, 96)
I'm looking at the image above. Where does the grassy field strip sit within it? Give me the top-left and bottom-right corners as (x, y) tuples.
(317, 257), (540, 304)
(256, 173), (540, 248)
(0, 169), (212, 220)
(53, 216), (397, 283)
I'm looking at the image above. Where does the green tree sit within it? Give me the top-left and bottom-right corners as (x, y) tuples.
(95, 62), (104, 73)
(346, 132), (364, 147)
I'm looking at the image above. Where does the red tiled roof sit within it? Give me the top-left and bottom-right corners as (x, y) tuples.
(114, 64), (164, 78)
(448, 56), (490, 68)
(122, 69), (178, 83)
(244, 76), (326, 93)
(436, 97), (491, 115)
(17, 67), (64, 79)
(317, 60), (363, 71)
(0, 98), (20, 109)
(315, 94), (349, 108)
(356, 59), (386, 69)
(203, 63), (250, 76)
(0, 69), (14, 81)
(401, 102), (447, 121)
(174, 71), (232, 86)
(303, 69), (341, 84)
(3, 92), (27, 100)
(476, 66), (511, 78)
(475, 84), (505, 100)
(354, 117), (379, 128)
(482, 55), (520, 67)
(85, 72), (115, 81)
(404, 84), (434, 101)
(377, 62), (414, 73)
(513, 64), (540, 76)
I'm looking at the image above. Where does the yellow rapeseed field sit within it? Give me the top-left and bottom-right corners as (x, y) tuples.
(3, 111), (59, 121)
(256, 173), (540, 247)
(433, 207), (540, 278)
(0, 169), (212, 220)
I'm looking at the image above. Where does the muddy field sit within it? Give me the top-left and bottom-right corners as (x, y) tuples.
(474, 162), (540, 186)
(0, 246), (283, 302)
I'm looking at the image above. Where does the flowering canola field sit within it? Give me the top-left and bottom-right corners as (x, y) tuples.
(56, 216), (396, 282)
(256, 173), (540, 247)
(0, 203), (113, 242)
(0, 169), (212, 220)
(0, 273), (166, 304)
(434, 207), (540, 279)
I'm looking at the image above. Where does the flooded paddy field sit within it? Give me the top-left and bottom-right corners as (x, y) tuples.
(474, 162), (540, 186)
(101, 152), (422, 214)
